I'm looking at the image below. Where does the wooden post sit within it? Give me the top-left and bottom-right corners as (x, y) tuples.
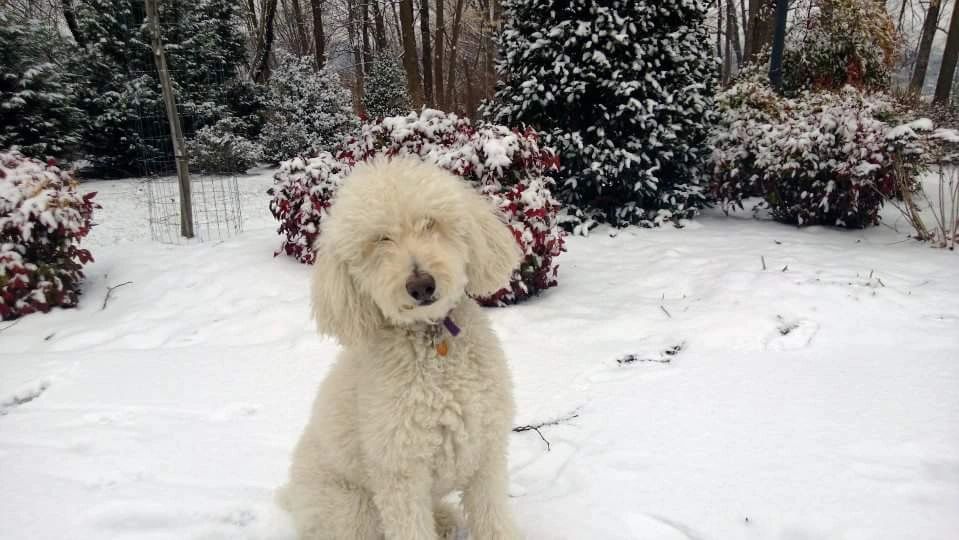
(144, 0), (194, 238)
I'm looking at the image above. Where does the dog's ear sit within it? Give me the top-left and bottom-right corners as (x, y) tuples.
(310, 234), (380, 346)
(463, 189), (523, 297)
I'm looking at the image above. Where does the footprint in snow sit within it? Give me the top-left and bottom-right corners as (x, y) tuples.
(0, 378), (51, 415)
(766, 317), (818, 351)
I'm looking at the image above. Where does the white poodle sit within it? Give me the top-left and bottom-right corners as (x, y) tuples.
(279, 158), (523, 540)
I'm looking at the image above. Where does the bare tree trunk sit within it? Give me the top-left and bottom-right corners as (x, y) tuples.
(434, 0), (445, 109)
(253, 0), (279, 83)
(420, 0), (434, 106)
(61, 0), (85, 47)
(373, 0), (387, 51)
(362, 0), (373, 66)
(484, 0), (499, 97)
(744, 0), (775, 64)
(739, 0), (749, 45)
(244, 0), (259, 40)
(897, 0), (909, 30)
(726, 0), (742, 66)
(291, 0), (309, 57)
(717, 0), (724, 59)
(145, 0), (193, 238)
(724, 7), (733, 84)
(311, 0), (326, 68)
(347, 0), (366, 114)
(445, 0), (465, 108)
(464, 55), (475, 116)
(934, 0), (959, 104)
(400, 0), (424, 107)
(911, 0), (941, 95)
(391, 0), (402, 48)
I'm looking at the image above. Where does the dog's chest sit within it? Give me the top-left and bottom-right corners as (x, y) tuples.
(406, 334), (488, 491)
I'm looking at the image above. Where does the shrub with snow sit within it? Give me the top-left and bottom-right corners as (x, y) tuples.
(483, 0), (717, 230)
(781, 0), (897, 95)
(269, 109), (565, 305)
(1, 151), (97, 320)
(0, 13), (79, 159)
(362, 52), (412, 119)
(260, 53), (358, 164)
(186, 118), (262, 174)
(709, 83), (923, 228)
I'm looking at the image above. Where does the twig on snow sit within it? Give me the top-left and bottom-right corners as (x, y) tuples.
(0, 319), (21, 334)
(101, 281), (133, 310)
(660, 305), (672, 319)
(513, 409), (581, 452)
(761, 256), (767, 270)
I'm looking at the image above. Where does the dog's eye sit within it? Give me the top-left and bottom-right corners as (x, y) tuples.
(377, 235), (393, 244)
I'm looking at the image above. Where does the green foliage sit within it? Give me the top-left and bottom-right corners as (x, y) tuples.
(781, 0), (898, 95)
(484, 0), (718, 230)
(362, 52), (412, 119)
(0, 12), (80, 159)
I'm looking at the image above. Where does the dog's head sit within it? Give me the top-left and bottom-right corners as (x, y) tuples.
(310, 158), (522, 345)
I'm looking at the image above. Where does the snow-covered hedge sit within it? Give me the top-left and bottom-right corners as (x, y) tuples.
(709, 83), (923, 228)
(260, 53), (358, 164)
(186, 118), (262, 174)
(1, 151), (97, 320)
(269, 109), (565, 305)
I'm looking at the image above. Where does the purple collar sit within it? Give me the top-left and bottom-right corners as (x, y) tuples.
(442, 315), (461, 337)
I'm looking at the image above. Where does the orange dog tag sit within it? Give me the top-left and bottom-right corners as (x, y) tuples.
(436, 340), (449, 357)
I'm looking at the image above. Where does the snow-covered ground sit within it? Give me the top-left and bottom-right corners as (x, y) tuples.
(2, 169), (958, 540)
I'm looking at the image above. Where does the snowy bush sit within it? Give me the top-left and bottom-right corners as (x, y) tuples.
(483, 0), (717, 230)
(269, 109), (565, 305)
(0, 13), (79, 159)
(0, 151), (97, 320)
(260, 53), (358, 164)
(186, 118), (262, 174)
(781, 0), (897, 94)
(362, 52), (412, 119)
(710, 84), (923, 228)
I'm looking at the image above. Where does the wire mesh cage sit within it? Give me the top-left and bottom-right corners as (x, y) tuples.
(133, 68), (246, 244)
(146, 174), (243, 244)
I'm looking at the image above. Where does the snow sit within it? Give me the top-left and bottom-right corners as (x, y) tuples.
(2, 170), (959, 539)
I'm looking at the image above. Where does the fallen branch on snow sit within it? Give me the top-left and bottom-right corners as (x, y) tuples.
(512, 409), (581, 452)
(101, 281), (133, 310)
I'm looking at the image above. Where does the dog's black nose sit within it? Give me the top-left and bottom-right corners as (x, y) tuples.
(405, 272), (436, 305)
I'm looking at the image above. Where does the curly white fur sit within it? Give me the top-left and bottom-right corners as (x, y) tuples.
(279, 158), (523, 540)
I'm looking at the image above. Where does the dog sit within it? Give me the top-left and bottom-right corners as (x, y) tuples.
(279, 158), (523, 540)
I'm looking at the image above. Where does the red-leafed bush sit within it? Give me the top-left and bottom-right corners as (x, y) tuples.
(1, 151), (97, 320)
(269, 109), (566, 305)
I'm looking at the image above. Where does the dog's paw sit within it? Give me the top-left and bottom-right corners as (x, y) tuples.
(434, 501), (465, 539)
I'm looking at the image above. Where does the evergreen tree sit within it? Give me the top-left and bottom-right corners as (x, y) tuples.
(260, 53), (358, 163)
(0, 12), (80, 158)
(68, 0), (249, 176)
(362, 51), (412, 119)
(484, 0), (717, 228)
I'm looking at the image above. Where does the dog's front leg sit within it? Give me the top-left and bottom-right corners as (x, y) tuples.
(370, 468), (438, 540)
(464, 450), (521, 540)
